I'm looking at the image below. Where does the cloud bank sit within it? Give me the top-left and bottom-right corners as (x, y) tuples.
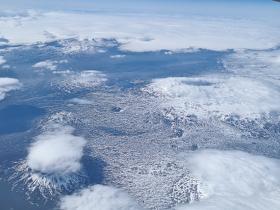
(0, 11), (279, 52)
(27, 124), (86, 174)
(176, 150), (280, 210)
(59, 150), (280, 210)
(144, 75), (280, 118)
(60, 185), (142, 210)
(0, 77), (21, 101)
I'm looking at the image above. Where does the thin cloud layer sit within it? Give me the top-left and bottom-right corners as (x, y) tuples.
(27, 124), (86, 174)
(60, 185), (142, 210)
(223, 49), (280, 83)
(0, 77), (21, 101)
(0, 11), (280, 52)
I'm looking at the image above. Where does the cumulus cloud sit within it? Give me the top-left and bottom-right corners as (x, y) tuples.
(10, 119), (88, 198)
(144, 76), (280, 118)
(175, 150), (280, 210)
(0, 56), (6, 65)
(27, 124), (86, 174)
(0, 11), (279, 52)
(60, 185), (142, 210)
(0, 77), (21, 101)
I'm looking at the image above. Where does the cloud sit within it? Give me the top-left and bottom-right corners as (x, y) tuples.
(0, 11), (279, 52)
(59, 150), (280, 210)
(144, 75), (280, 118)
(60, 185), (142, 210)
(0, 56), (6, 65)
(27, 124), (86, 174)
(223, 48), (280, 83)
(110, 54), (126, 59)
(1, 64), (10, 69)
(68, 98), (92, 105)
(0, 77), (21, 101)
(10, 119), (88, 198)
(175, 150), (280, 210)
(32, 59), (68, 71)
(144, 47), (280, 120)
(32, 60), (57, 71)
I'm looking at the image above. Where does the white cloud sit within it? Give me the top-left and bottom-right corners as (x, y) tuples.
(175, 150), (280, 210)
(0, 77), (21, 101)
(60, 185), (142, 210)
(0, 56), (6, 65)
(1, 64), (10, 69)
(144, 75), (280, 118)
(68, 98), (92, 105)
(32, 59), (68, 71)
(32, 60), (57, 71)
(59, 150), (280, 210)
(0, 11), (279, 52)
(27, 124), (86, 174)
(10, 119), (88, 197)
(223, 49), (280, 83)
(110, 54), (126, 59)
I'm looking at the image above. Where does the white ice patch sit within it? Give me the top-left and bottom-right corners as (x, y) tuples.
(0, 56), (6, 65)
(0, 11), (279, 52)
(27, 125), (86, 174)
(32, 59), (68, 71)
(144, 76), (280, 118)
(60, 185), (142, 210)
(0, 77), (21, 101)
(58, 70), (107, 92)
(176, 150), (280, 210)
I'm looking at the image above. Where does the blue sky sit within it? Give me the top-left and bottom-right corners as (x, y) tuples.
(0, 0), (278, 11)
(0, 0), (279, 22)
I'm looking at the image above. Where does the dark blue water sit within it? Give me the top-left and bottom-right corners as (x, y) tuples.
(0, 105), (45, 135)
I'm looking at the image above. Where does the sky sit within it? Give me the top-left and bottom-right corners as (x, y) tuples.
(1, 0), (279, 16)
(0, 0), (279, 23)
